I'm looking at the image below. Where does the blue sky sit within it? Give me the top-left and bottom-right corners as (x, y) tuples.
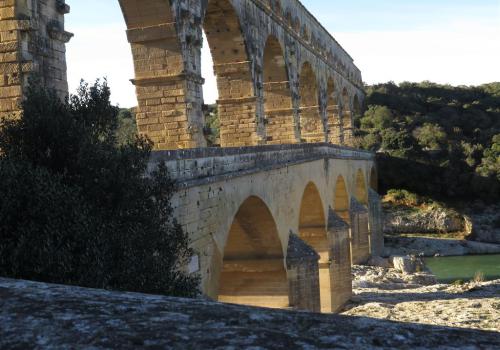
(65, 0), (500, 107)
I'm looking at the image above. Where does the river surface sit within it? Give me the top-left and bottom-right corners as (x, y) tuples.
(425, 254), (500, 283)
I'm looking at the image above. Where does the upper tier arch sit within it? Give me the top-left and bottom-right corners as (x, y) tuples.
(1, 0), (365, 149)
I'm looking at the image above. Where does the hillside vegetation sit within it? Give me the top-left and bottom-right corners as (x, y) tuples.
(354, 82), (500, 202)
(119, 82), (500, 202)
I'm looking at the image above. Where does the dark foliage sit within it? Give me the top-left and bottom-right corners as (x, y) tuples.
(355, 82), (500, 201)
(0, 81), (199, 297)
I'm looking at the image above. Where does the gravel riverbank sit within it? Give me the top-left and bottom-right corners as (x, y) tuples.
(342, 265), (500, 332)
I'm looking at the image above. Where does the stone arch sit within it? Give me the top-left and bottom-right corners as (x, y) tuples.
(299, 62), (324, 143)
(355, 169), (368, 205)
(218, 196), (289, 308)
(119, 0), (206, 149)
(298, 182), (332, 312)
(370, 166), (378, 191)
(326, 78), (342, 144)
(203, 0), (258, 147)
(334, 175), (350, 223)
(262, 35), (296, 144)
(342, 87), (353, 145)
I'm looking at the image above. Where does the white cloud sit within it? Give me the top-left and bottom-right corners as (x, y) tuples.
(67, 26), (219, 107)
(67, 25), (135, 107)
(335, 19), (500, 86)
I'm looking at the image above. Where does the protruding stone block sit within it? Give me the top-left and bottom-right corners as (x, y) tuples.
(350, 198), (370, 264)
(327, 208), (352, 312)
(286, 232), (320, 312)
(368, 189), (384, 256)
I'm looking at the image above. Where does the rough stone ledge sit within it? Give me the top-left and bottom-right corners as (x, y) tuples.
(149, 143), (375, 188)
(150, 143), (375, 162)
(0, 278), (498, 349)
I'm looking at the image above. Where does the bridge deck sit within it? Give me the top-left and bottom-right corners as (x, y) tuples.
(150, 143), (375, 188)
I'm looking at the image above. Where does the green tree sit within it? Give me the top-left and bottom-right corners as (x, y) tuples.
(477, 134), (500, 180)
(380, 128), (418, 158)
(0, 80), (199, 297)
(413, 123), (447, 150)
(360, 105), (393, 130)
(116, 108), (138, 146)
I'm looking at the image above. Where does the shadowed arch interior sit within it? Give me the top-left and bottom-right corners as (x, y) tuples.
(355, 169), (368, 204)
(298, 182), (332, 312)
(334, 175), (350, 223)
(218, 196), (289, 309)
(203, 0), (258, 147)
(262, 36), (296, 144)
(326, 78), (342, 144)
(342, 88), (353, 145)
(299, 62), (325, 143)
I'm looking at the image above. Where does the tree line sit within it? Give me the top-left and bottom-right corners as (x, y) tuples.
(354, 81), (500, 202)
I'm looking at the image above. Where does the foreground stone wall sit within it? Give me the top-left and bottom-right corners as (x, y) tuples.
(0, 0), (71, 117)
(1, 278), (498, 349)
(152, 144), (378, 312)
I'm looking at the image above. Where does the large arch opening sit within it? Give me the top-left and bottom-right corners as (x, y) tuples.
(299, 63), (324, 143)
(326, 78), (342, 145)
(342, 88), (353, 146)
(298, 182), (331, 312)
(334, 175), (353, 264)
(262, 36), (296, 144)
(218, 196), (289, 308)
(355, 169), (368, 205)
(334, 175), (350, 223)
(203, 0), (258, 147)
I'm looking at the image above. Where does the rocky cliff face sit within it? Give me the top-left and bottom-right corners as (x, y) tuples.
(467, 204), (500, 244)
(384, 207), (464, 234)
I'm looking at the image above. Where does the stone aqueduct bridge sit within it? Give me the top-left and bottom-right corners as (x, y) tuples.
(156, 144), (382, 313)
(0, 1), (383, 313)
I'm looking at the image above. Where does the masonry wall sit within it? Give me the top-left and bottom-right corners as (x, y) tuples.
(0, 0), (71, 118)
(1, 0), (365, 149)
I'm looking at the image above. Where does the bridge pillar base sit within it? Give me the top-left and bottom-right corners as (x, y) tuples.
(327, 208), (353, 312)
(286, 234), (321, 313)
(350, 198), (370, 265)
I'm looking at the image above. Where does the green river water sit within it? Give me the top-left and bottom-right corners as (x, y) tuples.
(425, 254), (500, 283)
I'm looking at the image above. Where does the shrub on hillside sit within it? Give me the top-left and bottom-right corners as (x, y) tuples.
(0, 80), (199, 297)
(358, 82), (500, 202)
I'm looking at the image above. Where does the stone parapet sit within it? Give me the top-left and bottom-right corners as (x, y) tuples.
(150, 143), (375, 185)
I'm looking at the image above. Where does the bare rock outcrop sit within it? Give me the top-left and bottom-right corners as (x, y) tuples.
(384, 207), (464, 234)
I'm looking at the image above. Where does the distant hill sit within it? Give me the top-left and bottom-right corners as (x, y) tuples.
(355, 82), (500, 201)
